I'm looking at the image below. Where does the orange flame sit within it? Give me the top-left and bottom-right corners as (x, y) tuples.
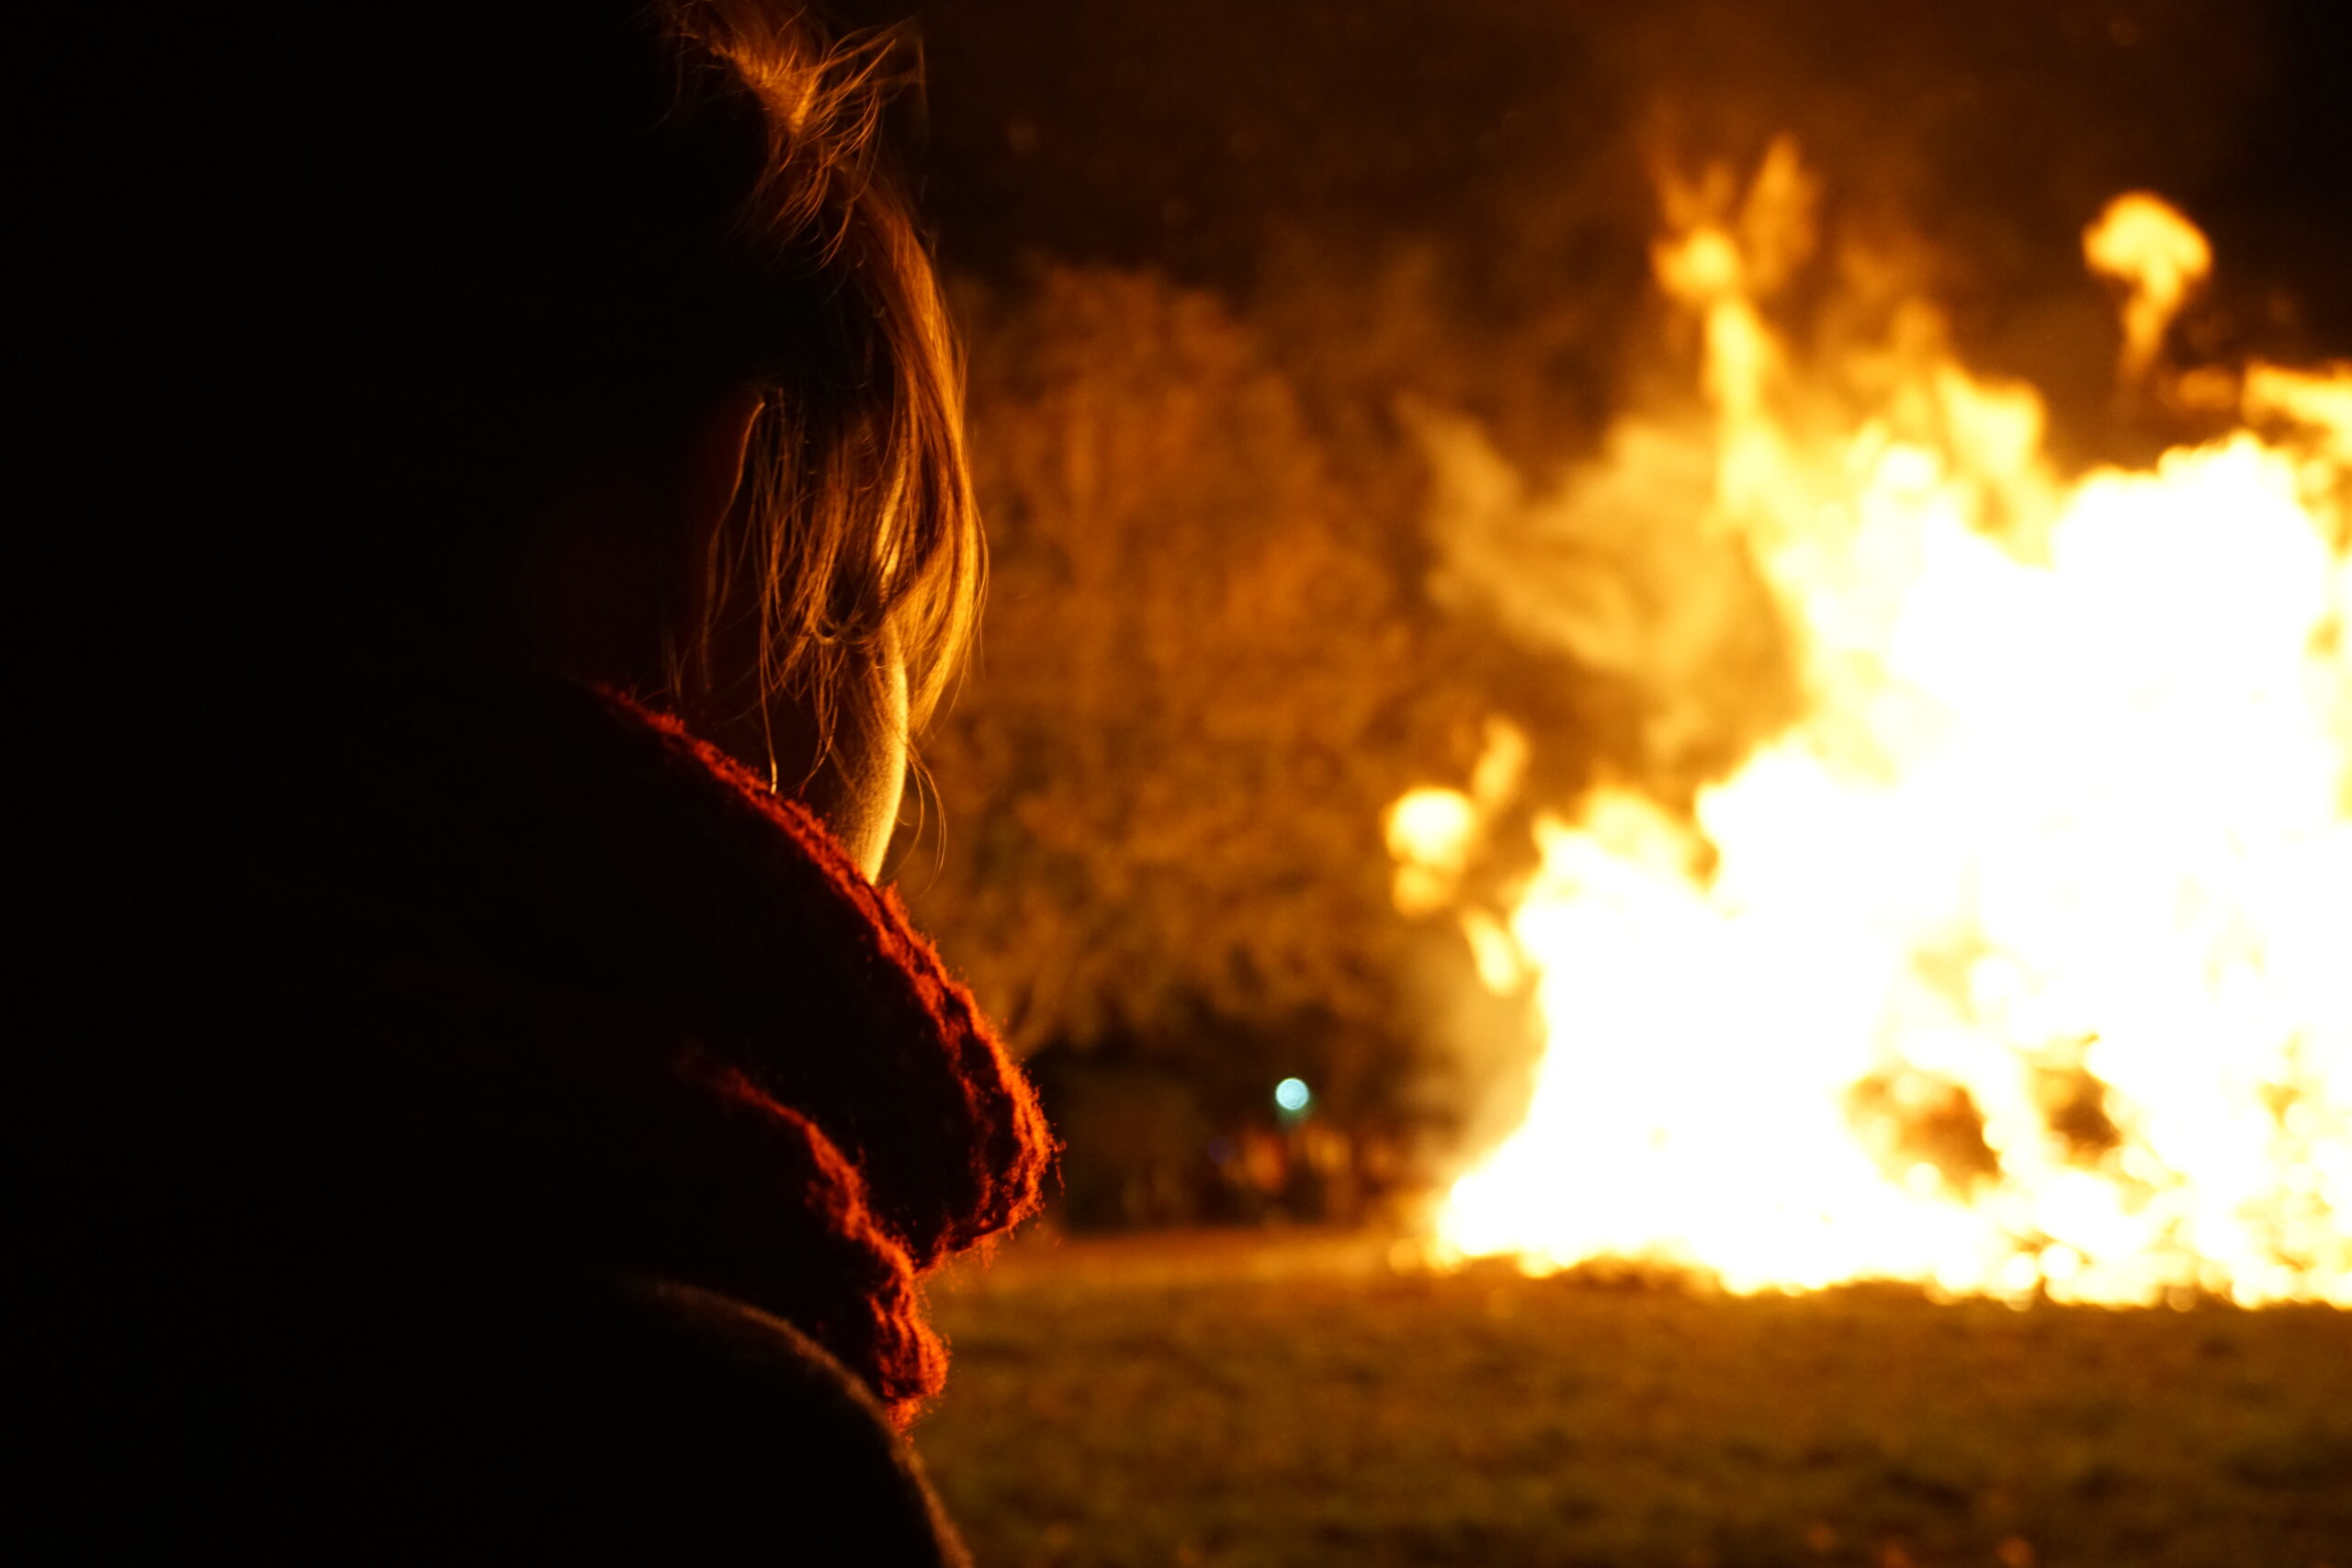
(1400, 142), (2351, 1306)
(2084, 193), (2213, 386)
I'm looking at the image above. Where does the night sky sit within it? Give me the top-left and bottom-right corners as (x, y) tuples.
(879, 0), (2348, 370)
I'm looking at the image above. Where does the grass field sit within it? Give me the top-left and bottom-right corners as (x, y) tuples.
(918, 1231), (2352, 1568)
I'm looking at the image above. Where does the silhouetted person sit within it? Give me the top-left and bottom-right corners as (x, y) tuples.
(20, 5), (1047, 1557)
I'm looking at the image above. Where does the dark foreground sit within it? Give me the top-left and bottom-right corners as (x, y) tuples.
(921, 1231), (2351, 1568)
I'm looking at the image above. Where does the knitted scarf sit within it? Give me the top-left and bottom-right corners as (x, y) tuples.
(32, 672), (1051, 1422)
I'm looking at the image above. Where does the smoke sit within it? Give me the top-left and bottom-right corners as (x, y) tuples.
(1411, 400), (1800, 793)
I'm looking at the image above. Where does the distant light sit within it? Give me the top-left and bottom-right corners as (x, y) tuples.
(1273, 1077), (1312, 1114)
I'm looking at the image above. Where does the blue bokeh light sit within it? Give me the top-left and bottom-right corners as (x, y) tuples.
(1273, 1077), (1312, 1113)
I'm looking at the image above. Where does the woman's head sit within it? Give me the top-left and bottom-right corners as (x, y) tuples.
(519, 2), (982, 870)
(85, 2), (978, 866)
(651, 2), (981, 797)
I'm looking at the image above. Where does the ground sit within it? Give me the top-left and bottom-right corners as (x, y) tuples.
(919, 1230), (2352, 1568)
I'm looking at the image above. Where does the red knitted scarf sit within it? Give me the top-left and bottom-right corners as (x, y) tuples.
(35, 676), (1051, 1423)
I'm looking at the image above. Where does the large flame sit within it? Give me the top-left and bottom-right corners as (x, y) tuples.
(1395, 141), (2351, 1306)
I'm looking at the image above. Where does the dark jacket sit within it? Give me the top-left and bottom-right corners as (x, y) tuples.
(23, 670), (1051, 1556)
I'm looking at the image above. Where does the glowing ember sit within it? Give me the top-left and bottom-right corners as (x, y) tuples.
(1399, 142), (2351, 1306)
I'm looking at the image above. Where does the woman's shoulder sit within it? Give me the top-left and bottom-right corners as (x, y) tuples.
(417, 1266), (979, 1564)
(30, 1254), (974, 1564)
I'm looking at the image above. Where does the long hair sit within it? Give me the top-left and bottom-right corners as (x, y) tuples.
(665, 3), (982, 755)
(45, 2), (979, 763)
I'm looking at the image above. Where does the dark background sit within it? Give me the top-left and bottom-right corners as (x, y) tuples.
(903, 0), (2348, 382)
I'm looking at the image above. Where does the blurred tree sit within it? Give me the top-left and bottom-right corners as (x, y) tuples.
(901, 266), (1443, 1103)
